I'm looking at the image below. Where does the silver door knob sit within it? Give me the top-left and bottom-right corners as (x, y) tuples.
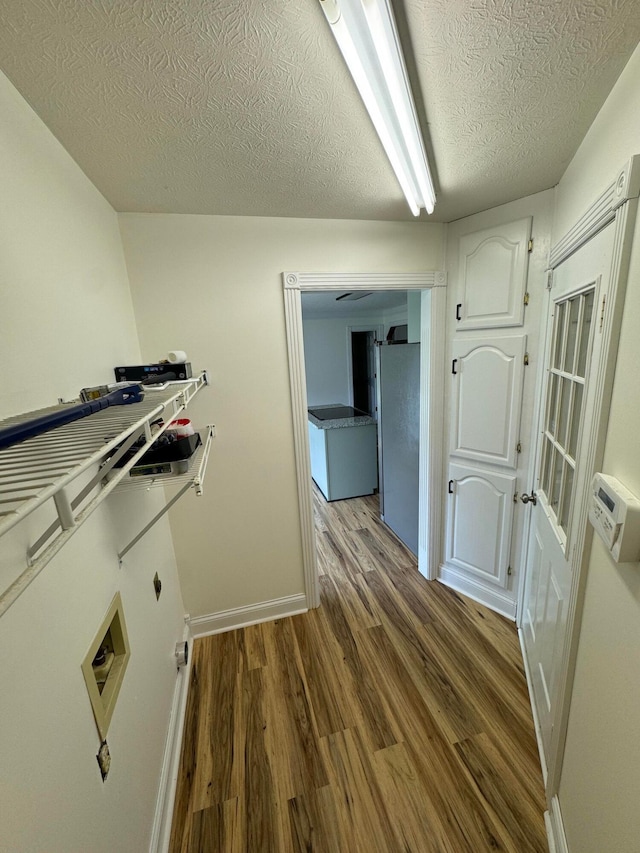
(521, 491), (537, 506)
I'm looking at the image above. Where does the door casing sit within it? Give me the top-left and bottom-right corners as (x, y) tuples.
(283, 271), (447, 607)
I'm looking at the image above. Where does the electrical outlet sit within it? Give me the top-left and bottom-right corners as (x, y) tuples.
(153, 572), (162, 600)
(97, 740), (111, 781)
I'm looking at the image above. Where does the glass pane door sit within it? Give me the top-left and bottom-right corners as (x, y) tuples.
(538, 288), (595, 546)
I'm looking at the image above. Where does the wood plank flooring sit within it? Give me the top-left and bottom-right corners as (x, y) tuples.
(170, 486), (547, 852)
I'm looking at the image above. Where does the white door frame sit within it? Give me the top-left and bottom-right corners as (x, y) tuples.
(517, 157), (640, 803)
(283, 271), (447, 608)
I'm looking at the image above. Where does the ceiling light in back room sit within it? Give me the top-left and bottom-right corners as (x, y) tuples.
(335, 292), (374, 301)
(319, 0), (435, 216)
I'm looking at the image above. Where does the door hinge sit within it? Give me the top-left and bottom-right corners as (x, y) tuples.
(528, 238), (534, 253)
(508, 565), (513, 576)
(524, 352), (529, 366)
(546, 271), (553, 290)
(516, 441), (522, 454)
(599, 294), (607, 331)
(524, 292), (530, 306)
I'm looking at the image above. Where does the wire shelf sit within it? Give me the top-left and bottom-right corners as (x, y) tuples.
(113, 425), (215, 496)
(0, 372), (209, 617)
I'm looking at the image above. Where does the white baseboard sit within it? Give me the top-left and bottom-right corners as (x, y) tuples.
(545, 796), (569, 853)
(149, 622), (193, 853)
(189, 593), (308, 638)
(438, 564), (517, 620)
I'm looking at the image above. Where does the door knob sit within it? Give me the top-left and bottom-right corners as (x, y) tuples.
(521, 491), (537, 506)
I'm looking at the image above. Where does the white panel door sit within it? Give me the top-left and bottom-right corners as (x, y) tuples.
(450, 335), (527, 468)
(521, 222), (614, 767)
(457, 218), (532, 330)
(446, 462), (516, 588)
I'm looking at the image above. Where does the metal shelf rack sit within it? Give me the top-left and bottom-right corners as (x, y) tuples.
(115, 424), (215, 561)
(0, 371), (210, 617)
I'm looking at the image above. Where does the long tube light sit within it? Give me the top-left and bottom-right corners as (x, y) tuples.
(319, 0), (435, 215)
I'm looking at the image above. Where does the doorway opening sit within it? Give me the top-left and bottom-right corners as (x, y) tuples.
(351, 330), (377, 416)
(283, 271), (446, 609)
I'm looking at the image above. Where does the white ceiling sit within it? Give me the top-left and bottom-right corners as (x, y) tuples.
(0, 1), (638, 223)
(302, 290), (407, 319)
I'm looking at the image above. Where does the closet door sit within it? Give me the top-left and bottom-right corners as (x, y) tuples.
(456, 217), (532, 330)
(450, 335), (527, 468)
(446, 463), (516, 589)
(440, 213), (540, 616)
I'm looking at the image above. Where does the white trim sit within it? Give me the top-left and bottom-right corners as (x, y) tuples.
(421, 288), (447, 579)
(549, 156), (640, 268)
(284, 271), (447, 594)
(189, 593), (308, 638)
(545, 796), (569, 853)
(283, 272), (444, 290)
(284, 285), (320, 608)
(438, 565), (516, 620)
(149, 621), (193, 853)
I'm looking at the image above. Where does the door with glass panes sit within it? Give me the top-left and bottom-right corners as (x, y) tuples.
(521, 222), (614, 769)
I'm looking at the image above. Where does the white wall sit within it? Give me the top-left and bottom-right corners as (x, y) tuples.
(302, 304), (407, 406)
(119, 215), (443, 617)
(0, 71), (185, 853)
(551, 44), (640, 853)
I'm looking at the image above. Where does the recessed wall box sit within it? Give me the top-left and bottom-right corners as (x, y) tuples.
(588, 473), (640, 563)
(81, 593), (131, 739)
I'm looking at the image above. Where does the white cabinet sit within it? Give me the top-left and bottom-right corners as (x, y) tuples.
(450, 335), (527, 468)
(445, 462), (516, 589)
(308, 420), (377, 501)
(440, 209), (544, 615)
(456, 217), (531, 330)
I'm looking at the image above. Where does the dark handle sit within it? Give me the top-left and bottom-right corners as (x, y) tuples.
(452, 359), (458, 375)
(448, 479), (454, 494)
(0, 384), (143, 450)
(456, 303), (462, 321)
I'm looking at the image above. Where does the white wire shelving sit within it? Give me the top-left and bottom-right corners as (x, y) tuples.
(115, 424), (215, 561)
(0, 371), (211, 617)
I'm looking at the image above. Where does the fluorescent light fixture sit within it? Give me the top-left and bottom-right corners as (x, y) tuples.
(319, 0), (435, 216)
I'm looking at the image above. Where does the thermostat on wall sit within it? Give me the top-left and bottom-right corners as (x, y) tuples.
(588, 473), (640, 563)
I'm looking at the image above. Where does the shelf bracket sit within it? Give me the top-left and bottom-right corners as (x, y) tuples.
(27, 425), (145, 563)
(116, 424), (215, 562)
(118, 481), (192, 563)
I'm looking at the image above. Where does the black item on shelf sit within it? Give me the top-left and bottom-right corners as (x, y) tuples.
(114, 363), (192, 383)
(112, 431), (201, 469)
(0, 385), (144, 451)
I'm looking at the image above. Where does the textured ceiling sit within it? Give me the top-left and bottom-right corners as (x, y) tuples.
(0, 1), (638, 222)
(405, 0), (640, 221)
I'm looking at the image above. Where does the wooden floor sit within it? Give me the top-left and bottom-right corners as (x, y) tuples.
(169, 486), (547, 852)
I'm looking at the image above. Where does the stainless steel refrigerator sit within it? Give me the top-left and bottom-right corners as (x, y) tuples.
(376, 342), (420, 556)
